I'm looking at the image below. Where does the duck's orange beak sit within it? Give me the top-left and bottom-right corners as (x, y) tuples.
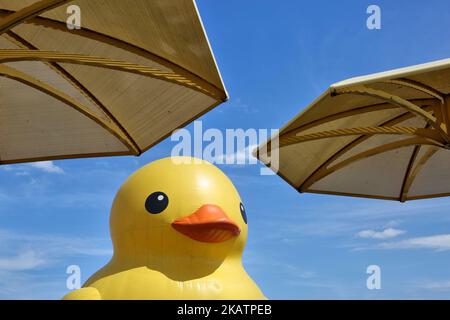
(172, 204), (241, 243)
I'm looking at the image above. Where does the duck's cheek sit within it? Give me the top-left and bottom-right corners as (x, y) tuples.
(141, 213), (169, 228)
(234, 226), (248, 246)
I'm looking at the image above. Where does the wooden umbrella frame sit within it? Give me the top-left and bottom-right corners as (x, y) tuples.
(258, 64), (450, 202)
(0, 0), (227, 163)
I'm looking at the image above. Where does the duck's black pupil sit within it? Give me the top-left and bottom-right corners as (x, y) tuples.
(240, 202), (247, 224)
(145, 192), (169, 214)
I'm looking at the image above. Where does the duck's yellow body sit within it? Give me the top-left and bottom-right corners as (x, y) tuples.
(63, 157), (265, 300)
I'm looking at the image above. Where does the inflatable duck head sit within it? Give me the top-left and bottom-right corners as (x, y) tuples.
(109, 157), (249, 279)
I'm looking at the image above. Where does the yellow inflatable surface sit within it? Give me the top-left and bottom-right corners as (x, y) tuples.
(63, 157), (266, 300)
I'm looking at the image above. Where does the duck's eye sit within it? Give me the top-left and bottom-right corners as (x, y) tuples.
(240, 202), (247, 224)
(145, 192), (169, 214)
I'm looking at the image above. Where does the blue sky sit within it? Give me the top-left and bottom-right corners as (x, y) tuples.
(1, 0), (450, 299)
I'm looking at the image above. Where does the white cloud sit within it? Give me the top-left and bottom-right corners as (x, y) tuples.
(244, 249), (316, 281)
(357, 228), (406, 239)
(384, 220), (402, 228)
(1, 161), (64, 175)
(227, 144), (258, 164)
(258, 198), (450, 243)
(421, 281), (450, 290)
(379, 234), (450, 251)
(15, 171), (30, 176)
(0, 229), (112, 299)
(28, 161), (64, 174)
(0, 251), (45, 271)
(0, 229), (112, 260)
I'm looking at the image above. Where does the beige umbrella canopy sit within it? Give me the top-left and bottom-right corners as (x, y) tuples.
(0, 0), (227, 164)
(256, 58), (450, 202)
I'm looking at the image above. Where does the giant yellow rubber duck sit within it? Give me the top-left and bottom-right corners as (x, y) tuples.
(63, 157), (265, 300)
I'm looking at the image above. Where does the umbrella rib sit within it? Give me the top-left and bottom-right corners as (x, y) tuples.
(277, 99), (437, 139)
(399, 144), (421, 202)
(445, 96), (450, 136)
(296, 107), (435, 192)
(378, 79), (450, 135)
(0, 64), (138, 154)
(379, 79), (445, 104)
(0, 152), (133, 166)
(304, 190), (399, 201)
(399, 122), (431, 202)
(0, 0), (70, 35)
(300, 137), (443, 192)
(279, 126), (443, 148)
(332, 86), (450, 144)
(400, 145), (439, 202)
(407, 193), (450, 201)
(0, 10), (227, 101)
(261, 100), (437, 163)
(260, 103), (397, 156)
(0, 49), (218, 98)
(2, 31), (142, 156)
(279, 104), (399, 138)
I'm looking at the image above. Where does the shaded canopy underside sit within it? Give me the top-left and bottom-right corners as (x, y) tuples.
(256, 58), (450, 202)
(0, 0), (227, 164)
